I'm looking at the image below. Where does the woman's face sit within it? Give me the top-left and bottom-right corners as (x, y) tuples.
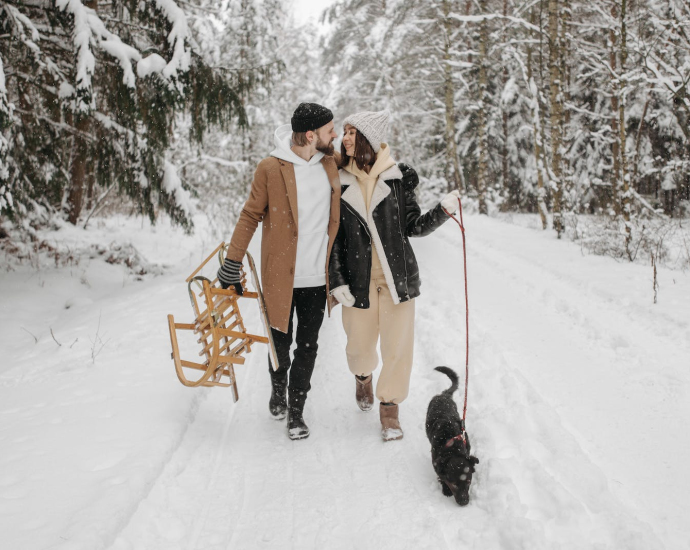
(342, 124), (357, 157)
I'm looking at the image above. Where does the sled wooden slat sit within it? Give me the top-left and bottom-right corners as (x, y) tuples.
(217, 329), (269, 343)
(167, 243), (278, 399)
(217, 337), (241, 356)
(179, 359), (208, 371)
(211, 288), (260, 300)
(194, 299), (237, 333)
(185, 242), (226, 283)
(218, 353), (247, 364)
(198, 317), (241, 342)
(198, 332), (242, 357)
(200, 330), (251, 356)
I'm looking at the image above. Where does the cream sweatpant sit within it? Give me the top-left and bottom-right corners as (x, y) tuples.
(342, 269), (415, 404)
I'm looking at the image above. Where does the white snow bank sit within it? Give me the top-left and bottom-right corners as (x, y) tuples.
(0, 215), (209, 549)
(1, 214), (688, 549)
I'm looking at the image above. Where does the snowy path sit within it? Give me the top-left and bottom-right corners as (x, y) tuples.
(2, 215), (688, 549)
(452, 216), (690, 550)
(110, 218), (685, 549)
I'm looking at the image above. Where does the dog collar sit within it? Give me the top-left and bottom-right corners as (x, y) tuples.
(445, 431), (467, 448)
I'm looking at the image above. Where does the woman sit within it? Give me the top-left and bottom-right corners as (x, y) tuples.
(329, 109), (460, 441)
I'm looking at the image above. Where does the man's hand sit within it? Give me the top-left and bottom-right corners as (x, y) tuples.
(441, 189), (461, 214)
(331, 285), (355, 307)
(217, 258), (244, 296)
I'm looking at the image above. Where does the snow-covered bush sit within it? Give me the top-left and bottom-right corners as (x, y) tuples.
(570, 215), (690, 271)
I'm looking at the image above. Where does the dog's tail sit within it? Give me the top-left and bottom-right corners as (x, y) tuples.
(434, 366), (459, 396)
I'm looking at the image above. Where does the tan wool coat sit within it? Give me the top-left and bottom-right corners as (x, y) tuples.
(226, 155), (341, 333)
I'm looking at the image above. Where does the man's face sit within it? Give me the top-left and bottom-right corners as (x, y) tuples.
(313, 121), (337, 155)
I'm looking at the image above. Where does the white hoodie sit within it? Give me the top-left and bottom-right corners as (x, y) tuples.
(270, 124), (332, 289)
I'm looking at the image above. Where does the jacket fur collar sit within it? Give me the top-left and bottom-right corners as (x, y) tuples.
(339, 164), (403, 221)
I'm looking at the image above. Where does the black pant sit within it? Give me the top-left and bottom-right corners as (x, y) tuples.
(269, 285), (327, 395)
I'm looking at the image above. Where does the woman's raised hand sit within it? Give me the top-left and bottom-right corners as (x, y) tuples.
(441, 189), (461, 215)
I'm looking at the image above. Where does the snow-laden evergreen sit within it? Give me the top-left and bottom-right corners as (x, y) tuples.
(0, 0), (245, 229)
(323, 0), (690, 231)
(167, 0), (328, 238)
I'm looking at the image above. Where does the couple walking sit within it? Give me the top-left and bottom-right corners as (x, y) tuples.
(218, 103), (460, 441)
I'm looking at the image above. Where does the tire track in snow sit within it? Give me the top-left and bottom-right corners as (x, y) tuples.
(186, 387), (242, 550)
(44, 276), (214, 550)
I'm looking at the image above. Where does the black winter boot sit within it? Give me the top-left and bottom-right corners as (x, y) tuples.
(287, 390), (309, 440)
(269, 376), (288, 420)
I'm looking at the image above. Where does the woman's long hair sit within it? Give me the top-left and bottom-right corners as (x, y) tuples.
(339, 126), (377, 174)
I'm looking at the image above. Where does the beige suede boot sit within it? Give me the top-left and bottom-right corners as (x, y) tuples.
(355, 375), (374, 411)
(379, 402), (403, 441)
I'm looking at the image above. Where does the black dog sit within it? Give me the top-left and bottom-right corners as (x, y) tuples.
(425, 366), (479, 506)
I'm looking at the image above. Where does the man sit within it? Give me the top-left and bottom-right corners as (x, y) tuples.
(218, 103), (340, 440)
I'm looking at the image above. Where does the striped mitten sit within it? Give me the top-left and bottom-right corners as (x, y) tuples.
(217, 258), (244, 295)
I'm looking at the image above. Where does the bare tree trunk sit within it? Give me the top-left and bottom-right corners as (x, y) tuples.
(501, 0), (510, 204)
(618, 0), (632, 256)
(477, 17), (489, 215)
(609, 3), (621, 216)
(529, 7), (549, 229)
(66, 0), (97, 225)
(67, 116), (89, 225)
(560, 0), (572, 129)
(548, 0), (564, 236)
(443, 0), (462, 193)
(560, 0), (572, 212)
(631, 94), (650, 188)
(85, 160), (96, 211)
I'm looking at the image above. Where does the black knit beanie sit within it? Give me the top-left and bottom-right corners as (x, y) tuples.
(291, 102), (334, 132)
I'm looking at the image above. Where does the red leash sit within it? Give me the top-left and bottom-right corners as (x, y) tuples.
(442, 197), (470, 430)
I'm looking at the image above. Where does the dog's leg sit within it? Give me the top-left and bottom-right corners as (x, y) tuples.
(439, 478), (453, 497)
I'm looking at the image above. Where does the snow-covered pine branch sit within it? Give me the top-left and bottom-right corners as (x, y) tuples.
(152, 0), (191, 81)
(55, 0), (142, 108)
(0, 0), (254, 229)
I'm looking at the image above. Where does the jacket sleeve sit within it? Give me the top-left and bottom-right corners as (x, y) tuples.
(328, 221), (348, 290)
(225, 161), (269, 262)
(399, 163), (449, 238)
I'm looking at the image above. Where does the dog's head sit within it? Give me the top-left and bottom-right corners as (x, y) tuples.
(434, 449), (479, 506)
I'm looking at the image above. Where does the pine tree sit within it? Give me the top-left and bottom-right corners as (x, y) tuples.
(0, 0), (249, 230)
(167, 0), (316, 237)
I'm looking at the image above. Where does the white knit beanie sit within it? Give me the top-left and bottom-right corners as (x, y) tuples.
(342, 109), (390, 153)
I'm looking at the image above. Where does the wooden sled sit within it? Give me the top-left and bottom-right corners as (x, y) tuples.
(167, 243), (279, 402)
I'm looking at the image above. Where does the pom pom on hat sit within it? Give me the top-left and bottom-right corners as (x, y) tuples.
(342, 109), (390, 153)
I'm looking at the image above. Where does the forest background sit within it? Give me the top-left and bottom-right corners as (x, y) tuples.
(1, 0), (689, 270)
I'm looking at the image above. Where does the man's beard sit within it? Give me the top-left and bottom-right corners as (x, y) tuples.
(315, 135), (335, 156)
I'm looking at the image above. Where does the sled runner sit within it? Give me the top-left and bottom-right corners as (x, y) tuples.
(167, 243), (279, 401)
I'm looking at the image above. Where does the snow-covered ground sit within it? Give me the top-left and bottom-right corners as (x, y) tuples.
(1, 213), (689, 549)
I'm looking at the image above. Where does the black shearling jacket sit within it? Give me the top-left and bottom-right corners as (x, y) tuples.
(328, 162), (449, 309)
